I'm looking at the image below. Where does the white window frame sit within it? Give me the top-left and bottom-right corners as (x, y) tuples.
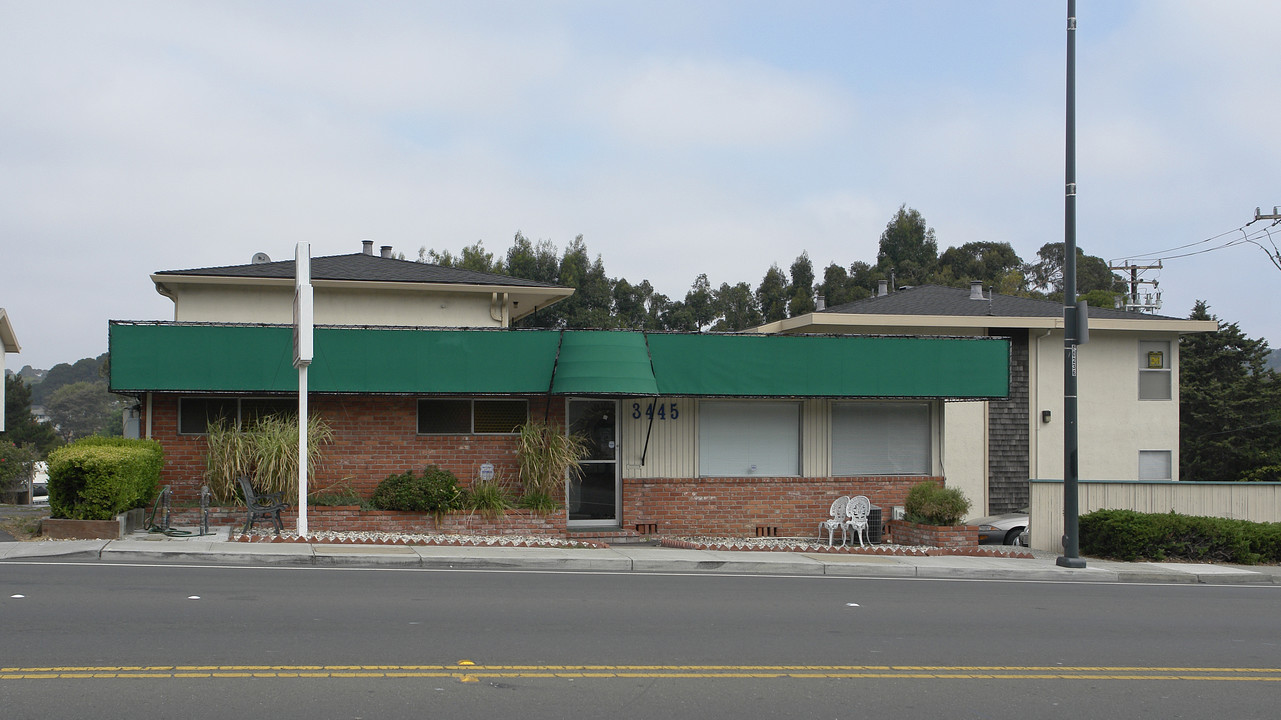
(697, 400), (800, 477)
(1138, 340), (1172, 401)
(830, 401), (932, 476)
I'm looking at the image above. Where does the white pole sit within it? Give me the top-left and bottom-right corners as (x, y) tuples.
(298, 364), (308, 536)
(294, 241), (314, 537)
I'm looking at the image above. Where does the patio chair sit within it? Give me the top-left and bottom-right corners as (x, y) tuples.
(844, 495), (872, 548)
(819, 495), (850, 546)
(236, 475), (288, 535)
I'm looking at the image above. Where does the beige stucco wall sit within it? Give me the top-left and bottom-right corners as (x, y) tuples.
(1029, 329), (1181, 482)
(168, 284), (504, 327)
(943, 400), (989, 516)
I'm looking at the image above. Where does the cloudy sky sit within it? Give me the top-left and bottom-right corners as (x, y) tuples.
(2, 0), (1277, 370)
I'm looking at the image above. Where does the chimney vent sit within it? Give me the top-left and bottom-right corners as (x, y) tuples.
(970, 280), (985, 300)
(362, 240), (374, 255)
(877, 279), (888, 297)
(815, 294), (826, 311)
(380, 245), (392, 258)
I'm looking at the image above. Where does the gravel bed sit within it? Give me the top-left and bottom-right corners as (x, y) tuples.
(231, 529), (606, 548)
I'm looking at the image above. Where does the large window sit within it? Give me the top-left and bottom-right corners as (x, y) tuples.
(1139, 340), (1172, 400)
(417, 399), (527, 435)
(831, 402), (931, 476)
(698, 401), (800, 477)
(178, 397), (296, 435)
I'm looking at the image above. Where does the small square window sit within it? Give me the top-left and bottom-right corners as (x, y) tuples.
(1139, 450), (1172, 480)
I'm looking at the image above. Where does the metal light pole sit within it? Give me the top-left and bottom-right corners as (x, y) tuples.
(1057, 0), (1086, 568)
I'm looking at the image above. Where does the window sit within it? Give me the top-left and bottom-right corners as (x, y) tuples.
(698, 401), (799, 477)
(1139, 450), (1173, 480)
(417, 399), (527, 435)
(1139, 340), (1172, 400)
(178, 397), (296, 435)
(831, 402), (931, 476)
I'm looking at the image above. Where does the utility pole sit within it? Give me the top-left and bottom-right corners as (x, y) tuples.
(1058, 0), (1087, 569)
(1107, 261), (1162, 312)
(1250, 207), (1281, 272)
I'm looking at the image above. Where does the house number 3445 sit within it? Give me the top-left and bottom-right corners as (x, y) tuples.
(632, 402), (679, 420)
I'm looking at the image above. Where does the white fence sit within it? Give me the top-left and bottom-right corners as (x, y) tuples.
(1028, 479), (1281, 553)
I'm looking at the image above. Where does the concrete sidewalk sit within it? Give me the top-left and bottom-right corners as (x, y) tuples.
(2, 527), (1280, 585)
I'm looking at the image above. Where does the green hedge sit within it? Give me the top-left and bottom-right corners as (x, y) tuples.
(904, 482), (971, 526)
(47, 437), (164, 520)
(370, 466), (465, 515)
(1079, 509), (1281, 565)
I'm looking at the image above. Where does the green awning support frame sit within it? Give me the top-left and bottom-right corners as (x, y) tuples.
(109, 322), (1009, 401)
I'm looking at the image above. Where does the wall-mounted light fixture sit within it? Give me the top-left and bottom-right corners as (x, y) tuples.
(1041, 410), (1052, 424)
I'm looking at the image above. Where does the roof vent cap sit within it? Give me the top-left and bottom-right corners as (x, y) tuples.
(251, 252), (271, 264)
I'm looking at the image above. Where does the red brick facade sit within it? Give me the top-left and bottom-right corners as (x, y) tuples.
(145, 392), (940, 538)
(147, 393), (563, 502)
(621, 475), (938, 537)
(886, 520), (980, 548)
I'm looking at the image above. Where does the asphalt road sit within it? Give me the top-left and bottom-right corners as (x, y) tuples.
(3, 561), (1279, 719)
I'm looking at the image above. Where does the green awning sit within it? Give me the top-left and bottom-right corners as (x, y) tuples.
(646, 333), (1008, 399)
(549, 330), (658, 396)
(109, 323), (559, 394)
(109, 322), (1008, 399)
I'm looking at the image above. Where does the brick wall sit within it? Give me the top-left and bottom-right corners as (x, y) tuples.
(621, 476), (940, 537)
(147, 393), (563, 502)
(168, 506), (566, 536)
(887, 520), (979, 548)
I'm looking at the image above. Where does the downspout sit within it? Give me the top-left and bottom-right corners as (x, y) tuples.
(145, 391), (153, 439)
(638, 332), (660, 466)
(544, 329), (564, 423)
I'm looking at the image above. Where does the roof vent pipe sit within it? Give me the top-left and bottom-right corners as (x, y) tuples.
(380, 245), (392, 258)
(362, 240), (374, 255)
(970, 280), (985, 300)
(815, 294), (826, 311)
(877, 279), (888, 297)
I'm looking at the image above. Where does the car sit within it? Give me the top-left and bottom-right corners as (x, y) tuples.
(971, 509), (1029, 546)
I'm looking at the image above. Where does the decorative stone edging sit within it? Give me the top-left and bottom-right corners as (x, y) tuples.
(661, 537), (1033, 558)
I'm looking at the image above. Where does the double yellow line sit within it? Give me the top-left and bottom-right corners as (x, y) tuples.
(3, 664), (1281, 681)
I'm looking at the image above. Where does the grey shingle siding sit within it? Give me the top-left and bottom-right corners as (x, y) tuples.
(988, 330), (1029, 513)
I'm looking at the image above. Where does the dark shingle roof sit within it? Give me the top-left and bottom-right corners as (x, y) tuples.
(155, 252), (566, 289)
(823, 284), (1182, 321)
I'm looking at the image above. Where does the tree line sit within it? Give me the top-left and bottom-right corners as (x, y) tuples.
(419, 205), (1127, 332)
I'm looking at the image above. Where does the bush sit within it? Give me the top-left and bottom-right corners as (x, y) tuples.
(370, 466), (464, 515)
(463, 475), (514, 518)
(1080, 509), (1281, 564)
(0, 440), (39, 495)
(903, 482), (971, 526)
(47, 437), (163, 520)
(204, 414), (333, 504)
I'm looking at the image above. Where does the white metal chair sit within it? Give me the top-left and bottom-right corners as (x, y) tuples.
(844, 495), (872, 548)
(819, 495), (850, 546)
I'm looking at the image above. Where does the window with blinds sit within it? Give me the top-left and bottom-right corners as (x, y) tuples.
(831, 402), (931, 476)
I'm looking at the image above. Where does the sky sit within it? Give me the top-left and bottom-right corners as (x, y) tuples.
(2, 0), (1278, 371)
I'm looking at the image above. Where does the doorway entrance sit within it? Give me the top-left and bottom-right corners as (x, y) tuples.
(567, 399), (618, 527)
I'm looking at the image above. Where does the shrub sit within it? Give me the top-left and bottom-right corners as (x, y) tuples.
(463, 474), (514, 518)
(0, 440), (39, 495)
(903, 482), (971, 526)
(370, 466), (465, 516)
(204, 414), (333, 503)
(1080, 509), (1281, 564)
(516, 489), (562, 514)
(47, 437), (163, 520)
(516, 421), (587, 498)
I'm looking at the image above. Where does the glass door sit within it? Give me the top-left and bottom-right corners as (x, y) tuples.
(567, 399), (618, 526)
